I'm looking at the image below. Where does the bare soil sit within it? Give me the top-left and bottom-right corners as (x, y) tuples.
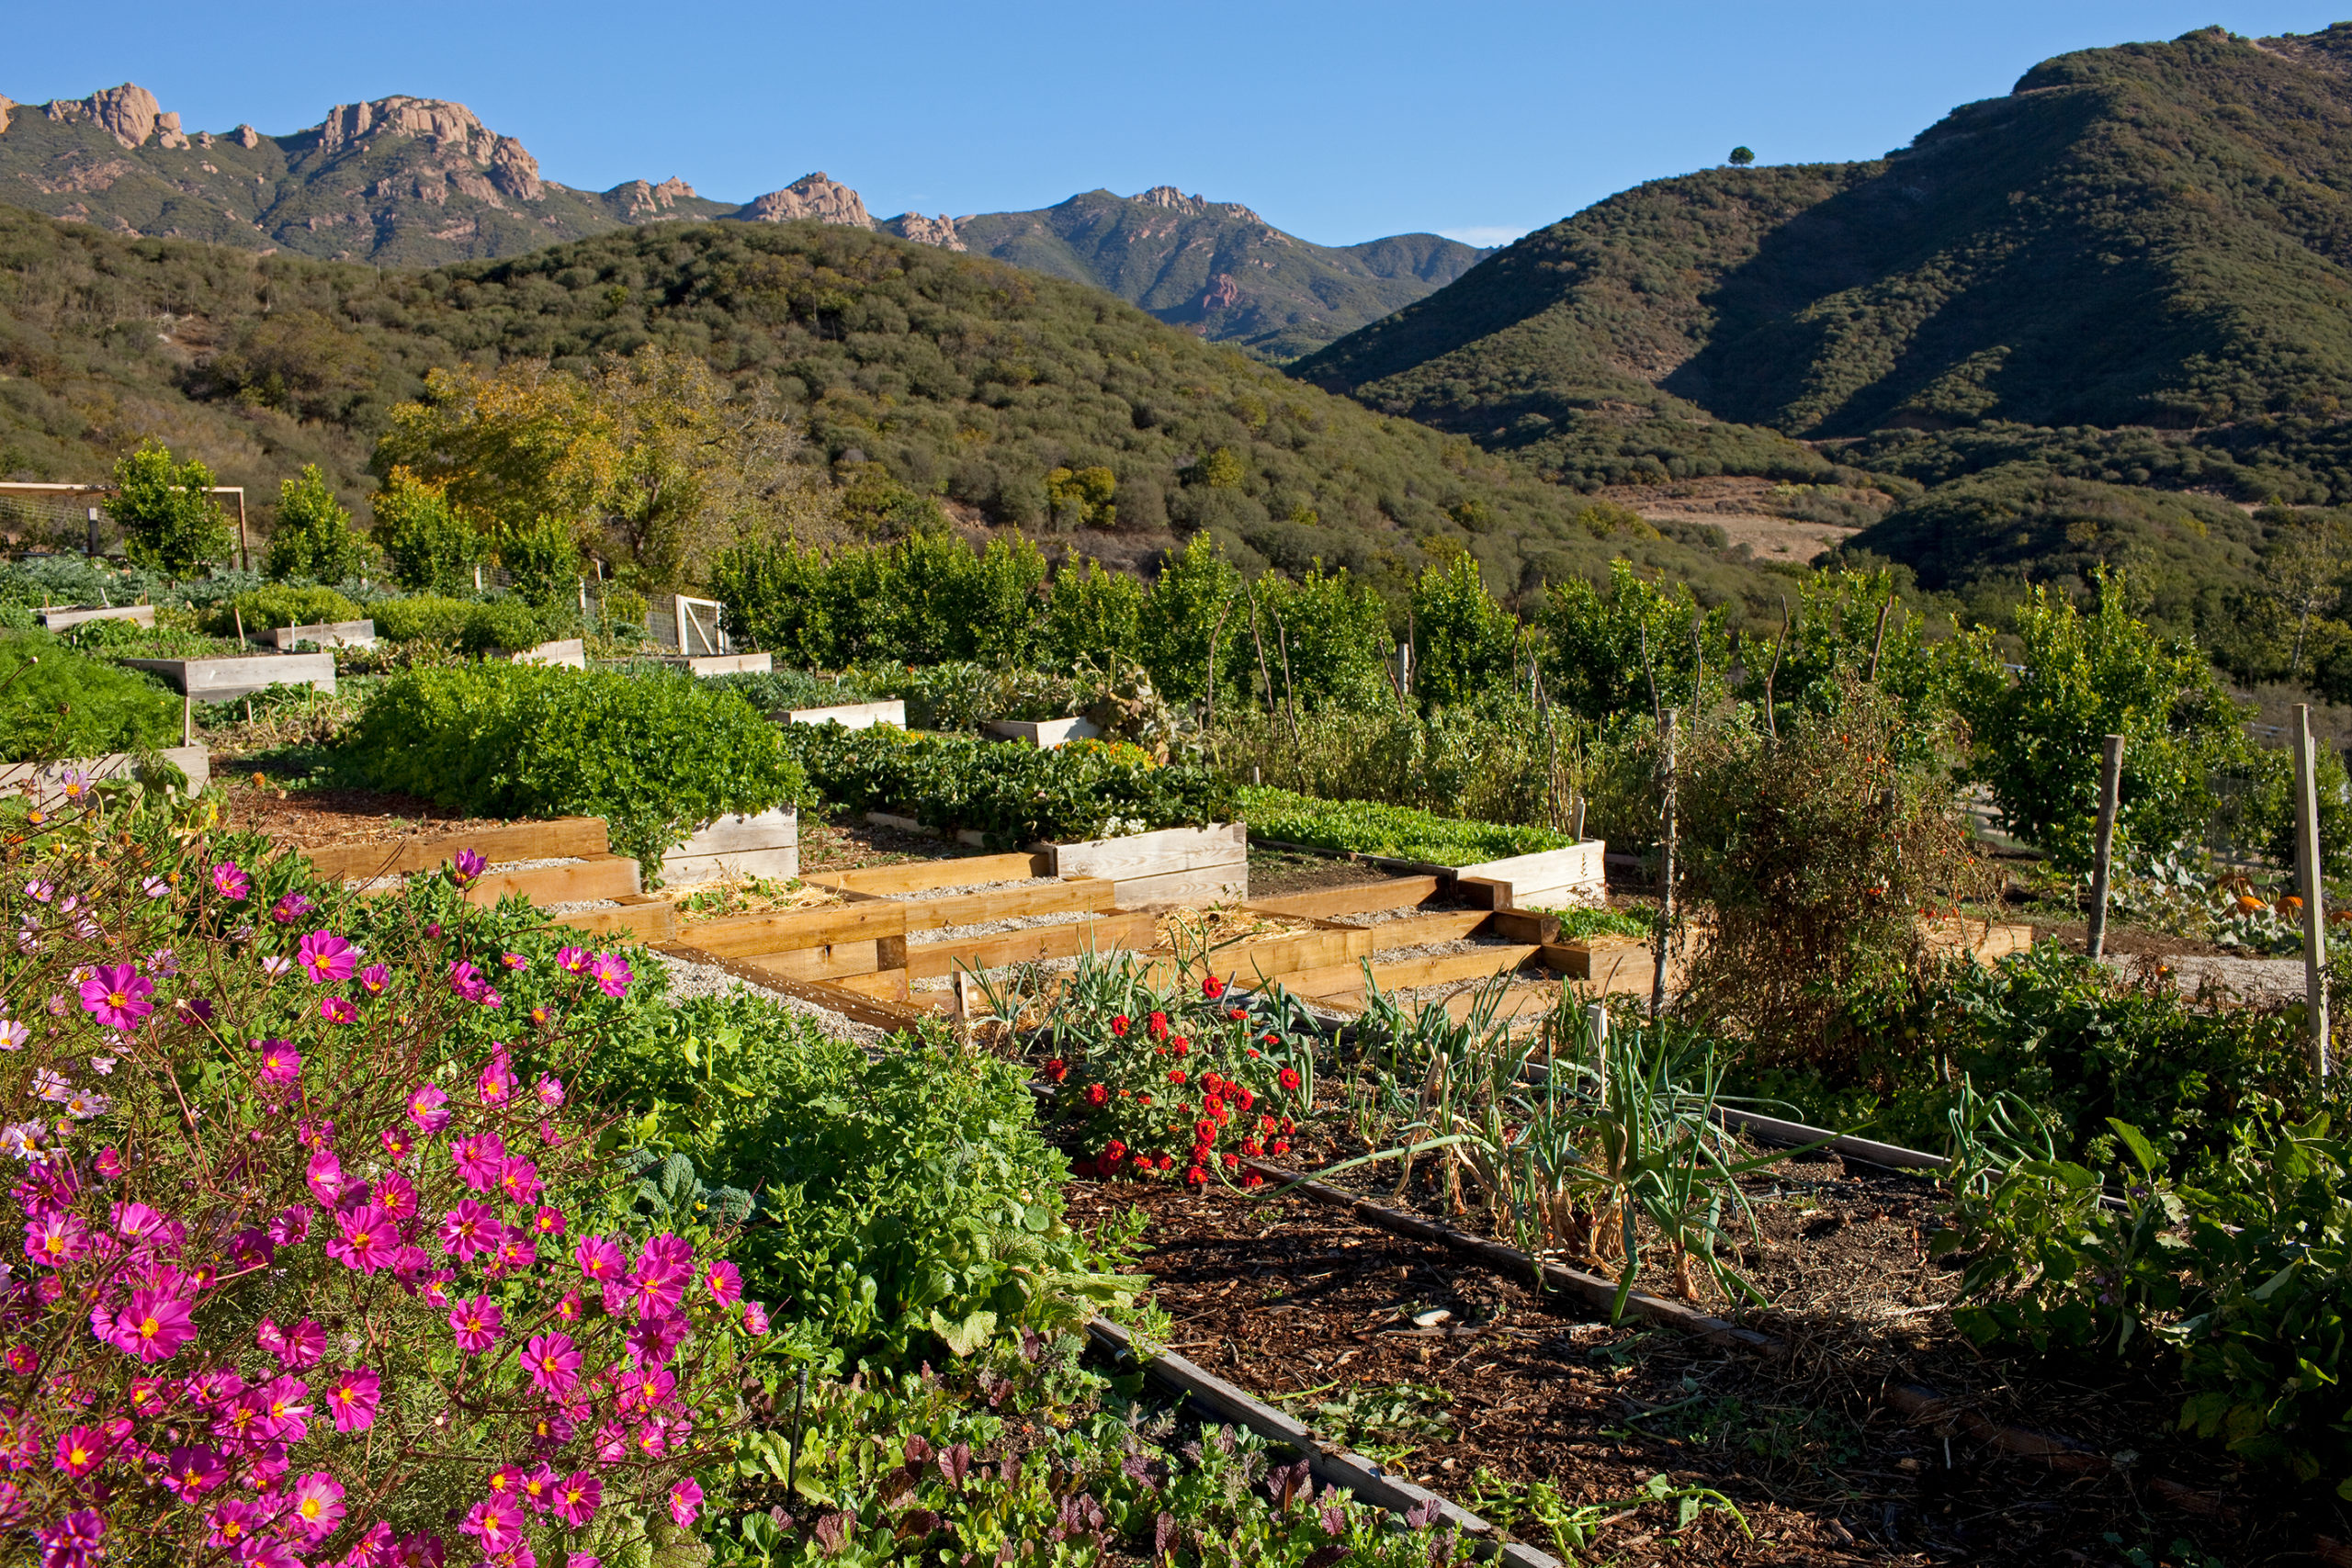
(1067, 1151), (2348, 1565)
(218, 775), (519, 847)
(796, 812), (992, 874)
(1248, 846), (1429, 899)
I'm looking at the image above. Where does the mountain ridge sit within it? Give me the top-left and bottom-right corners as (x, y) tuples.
(0, 84), (1484, 356)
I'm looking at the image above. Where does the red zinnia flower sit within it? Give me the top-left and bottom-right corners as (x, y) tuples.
(1183, 1165), (1207, 1187)
(1044, 1059), (1068, 1083)
(1148, 1011), (1170, 1041)
(1278, 1067), (1302, 1091)
(1168, 1069), (1187, 1085)
(1084, 1083), (1109, 1107)
(1111, 1015), (1130, 1036)
(1202, 976), (1226, 999)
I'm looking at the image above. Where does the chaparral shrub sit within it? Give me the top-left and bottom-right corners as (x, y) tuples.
(0, 773), (773, 1567)
(198, 586), (366, 637)
(337, 662), (807, 871)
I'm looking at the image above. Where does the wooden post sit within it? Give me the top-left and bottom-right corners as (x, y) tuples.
(2085, 734), (2124, 960)
(180, 694), (192, 748)
(233, 489), (248, 572)
(1652, 710), (1677, 1021)
(2295, 705), (2332, 1077)
(232, 606), (245, 647)
(1587, 1000), (1610, 1102)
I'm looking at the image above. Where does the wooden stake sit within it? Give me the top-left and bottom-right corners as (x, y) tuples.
(2295, 705), (2332, 1077)
(1652, 710), (1677, 1022)
(2085, 734), (2124, 961)
(232, 606), (245, 647)
(1588, 1000), (1610, 1101)
(1865, 595), (1892, 684)
(180, 694), (191, 748)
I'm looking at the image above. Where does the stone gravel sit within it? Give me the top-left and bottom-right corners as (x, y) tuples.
(650, 952), (886, 1046)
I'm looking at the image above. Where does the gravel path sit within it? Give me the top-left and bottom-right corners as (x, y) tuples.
(650, 952), (886, 1046)
(915, 909), (1096, 943)
(895, 879), (1038, 901)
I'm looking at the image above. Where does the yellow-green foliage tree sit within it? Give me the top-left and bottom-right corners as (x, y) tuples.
(110, 440), (232, 576)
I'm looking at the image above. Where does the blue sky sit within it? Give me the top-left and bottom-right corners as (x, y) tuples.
(7, 3), (2347, 247)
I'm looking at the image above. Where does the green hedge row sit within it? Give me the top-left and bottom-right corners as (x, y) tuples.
(781, 723), (1229, 847)
(336, 663), (806, 869)
(1236, 784), (1576, 866)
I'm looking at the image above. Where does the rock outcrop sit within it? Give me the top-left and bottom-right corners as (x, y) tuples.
(736, 172), (872, 228)
(616, 175), (698, 218)
(0, 96), (15, 137)
(886, 212), (965, 250)
(41, 84), (187, 150)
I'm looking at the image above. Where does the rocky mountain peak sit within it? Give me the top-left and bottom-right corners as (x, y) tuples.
(739, 171), (873, 228)
(40, 83), (188, 150)
(616, 175), (699, 219)
(887, 212), (965, 250)
(309, 96), (544, 201)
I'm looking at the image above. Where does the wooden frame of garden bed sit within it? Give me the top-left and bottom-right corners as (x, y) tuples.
(286, 816), (676, 942)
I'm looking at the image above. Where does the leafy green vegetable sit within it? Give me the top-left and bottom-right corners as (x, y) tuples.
(1237, 784), (1574, 865)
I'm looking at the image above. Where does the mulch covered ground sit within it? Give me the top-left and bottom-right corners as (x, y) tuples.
(1066, 1155), (2350, 1566)
(219, 775), (517, 846)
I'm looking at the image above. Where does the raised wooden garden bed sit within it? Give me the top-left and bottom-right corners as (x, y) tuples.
(982, 716), (1101, 748)
(249, 619), (376, 650)
(0, 744), (210, 798)
(1047, 820), (1248, 908)
(288, 815), (676, 943)
(503, 637), (586, 669)
(1454, 840), (1607, 910)
(786, 699), (905, 729)
(121, 651), (336, 701)
(673, 652), (772, 675)
(662, 807), (797, 886)
(37, 604), (153, 631)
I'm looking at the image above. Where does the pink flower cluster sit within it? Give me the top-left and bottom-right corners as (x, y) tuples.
(0, 854), (738, 1568)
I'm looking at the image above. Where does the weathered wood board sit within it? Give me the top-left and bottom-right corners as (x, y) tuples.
(38, 604), (153, 631)
(982, 716), (1102, 748)
(1454, 840), (1607, 911)
(905, 910), (1158, 979)
(464, 854), (640, 907)
(786, 700), (905, 729)
(505, 638), (586, 669)
(661, 807), (797, 886)
(296, 817), (610, 882)
(807, 852), (1048, 896)
(1046, 822), (1247, 909)
(0, 744), (210, 798)
(253, 619), (376, 650)
(121, 652), (336, 701)
(1244, 877), (1443, 921)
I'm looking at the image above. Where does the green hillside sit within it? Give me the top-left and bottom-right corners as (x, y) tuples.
(0, 203), (1778, 608)
(901, 188), (1489, 359)
(1296, 24), (2352, 505)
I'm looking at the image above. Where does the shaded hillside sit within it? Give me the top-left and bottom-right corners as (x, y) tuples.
(887, 187), (1489, 358)
(1296, 25), (2352, 503)
(0, 203), (1783, 612)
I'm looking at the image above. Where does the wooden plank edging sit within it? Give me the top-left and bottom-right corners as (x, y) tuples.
(1085, 1318), (1564, 1567)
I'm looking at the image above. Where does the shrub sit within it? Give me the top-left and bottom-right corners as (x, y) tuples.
(0, 637), (181, 760)
(338, 662), (807, 868)
(457, 597), (560, 657)
(1676, 675), (1999, 1066)
(263, 464), (375, 583)
(110, 440), (232, 575)
(1217, 697), (1575, 830)
(587, 995), (1140, 1362)
(1540, 559), (1732, 724)
(368, 593), (478, 645)
(1946, 569), (2249, 868)
(200, 584), (366, 637)
(1409, 552), (1520, 708)
(371, 467), (487, 595)
(0, 780), (765, 1566)
(783, 723), (1227, 846)
(1234, 785), (1575, 864)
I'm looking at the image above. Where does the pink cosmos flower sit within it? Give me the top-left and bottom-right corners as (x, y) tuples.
(256, 1039), (302, 1087)
(524, 1331), (582, 1397)
(94, 1146), (121, 1179)
(493, 1235), (538, 1274)
(447, 961), (488, 1001)
(108, 1289), (195, 1362)
(502, 952), (528, 971)
(5, 1345), (36, 1375)
(452, 1133), (505, 1190)
(668, 1478), (703, 1528)
(741, 1301), (770, 1336)
(380, 1125), (414, 1160)
(319, 995), (357, 1025)
(283, 1318), (326, 1368)
(25, 1211), (88, 1267)
(461, 1496), (522, 1552)
(272, 892), (315, 926)
(496, 1157), (541, 1206)
(702, 1258), (743, 1306)
(587, 953), (633, 998)
(556, 946), (591, 975)
(533, 1205), (566, 1237)
(290, 1470), (345, 1539)
(553, 1289), (584, 1325)
(40, 1509), (105, 1566)
(258, 1373), (311, 1442)
(210, 863), (250, 900)
(207, 1496), (262, 1548)
(520, 1462), (560, 1514)
(358, 963), (390, 997)
(326, 1366), (380, 1433)
(554, 1471), (602, 1528)
(296, 930), (355, 985)
(329, 1203), (400, 1275)
(268, 1204), (311, 1248)
(406, 1083), (451, 1133)
(377, 1170), (419, 1224)
(448, 1295), (503, 1354)
(0, 1020), (28, 1052)
(53, 1424), (105, 1475)
(163, 1444), (228, 1501)
(573, 1235), (623, 1284)
(307, 1149), (345, 1208)
(78, 964), (153, 1032)
(451, 849), (487, 886)
(536, 1073), (567, 1109)
(438, 1200), (503, 1261)
(260, 954), (292, 979)
(570, 1555), (603, 1568)
(479, 1056), (515, 1107)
